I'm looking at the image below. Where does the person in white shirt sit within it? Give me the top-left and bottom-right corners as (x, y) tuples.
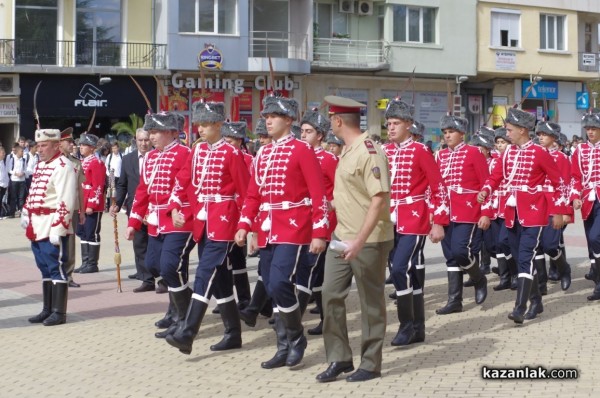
(8, 145), (28, 217)
(26, 141), (39, 189)
(0, 146), (9, 219)
(104, 142), (122, 211)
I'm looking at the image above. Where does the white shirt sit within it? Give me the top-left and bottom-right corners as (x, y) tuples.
(105, 152), (122, 178)
(9, 155), (27, 182)
(27, 153), (39, 177)
(0, 158), (9, 188)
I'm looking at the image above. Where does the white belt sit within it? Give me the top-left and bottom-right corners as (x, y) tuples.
(585, 182), (600, 189)
(448, 186), (479, 194)
(198, 194), (237, 203)
(508, 185), (551, 193)
(259, 198), (311, 211)
(391, 195), (426, 206)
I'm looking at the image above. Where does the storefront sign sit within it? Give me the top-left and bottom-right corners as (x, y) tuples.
(171, 73), (295, 95)
(74, 83), (107, 107)
(198, 44), (223, 70)
(521, 80), (558, 100)
(0, 102), (18, 117)
(496, 51), (516, 71)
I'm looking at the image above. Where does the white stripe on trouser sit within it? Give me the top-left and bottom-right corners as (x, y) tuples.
(461, 224), (478, 270)
(53, 280), (67, 284)
(413, 288), (423, 295)
(518, 273), (534, 280)
(92, 213), (102, 242)
(305, 251), (323, 291)
(169, 282), (189, 292)
(496, 253), (505, 259)
(312, 286), (322, 293)
(550, 251), (561, 261)
(198, 241), (233, 301)
(192, 293), (210, 304)
(278, 302), (299, 313)
(80, 240), (89, 244)
(401, 237), (420, 294)
(534, 254), (545, 260)
(396, 288), (413, 296)
(296, 284), (311, 294)
(232, 269), (247, 275)
(42, 278), (51, 282)
(58, 240), (67, 281)
(415, 264), (425, 270)
(175, 234), (196, 287)
(88, 242), (100, 246)
(447, 267), (461, 272)
(216, 294), (235, 304)
(257, 276), (263, 282)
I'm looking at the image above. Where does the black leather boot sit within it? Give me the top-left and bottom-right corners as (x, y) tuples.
(493, 256), (511, 291)
(280, 308), (307, 367)
(210, 300), (242, 351)
(156, 288), (192, 339)
(239, 279), (270, 327)
(587, 282), (600, 301)
(29, 280), (53, 323)
(79, 244), (100, 273)
(548, 260), (559, 282)
(507, 256), (518, 290)
(261, 314), (289, 369)
(524, 275), (544, 320)
(297, 290), (312, 316)
(465, 260), (487, 305)
(410, 293), (425, 344)
(308, 291), (323, 335)
(534, 253), (548, 296)
(74, 242), (89, 273)
(391, 293), (415, 346)
(166, 297), (208, 355)
(480, 246), (491, 275)
(552, 251), (571, 291)
(154, 301), (175, 329)
(508, 277), (532, 324)
(436, 271), (463, 315)
(43, 282), (68, 326)
(584, 259), (596, 282)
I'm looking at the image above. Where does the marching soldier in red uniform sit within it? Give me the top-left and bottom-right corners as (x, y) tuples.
(297, 108), (338, 335)
(435, 115), (489, 315)
(235, 95), (329, 369)
(572, 112), (600, 301)
(125, 112), (196, 337)
(165, 104), (250, 355)
(383, 99), (448, 345)
(326, 133), (344, 157)
(23, 129), (79, 326)
(535, 121), (573, 301)
(478, 108), (569, 324)
(75, 133), (106, 274)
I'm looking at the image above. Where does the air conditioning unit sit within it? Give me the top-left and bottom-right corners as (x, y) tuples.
(357, 1), (373, 16)
(339, 0), (354, 14)
(0, 75), (19, 96)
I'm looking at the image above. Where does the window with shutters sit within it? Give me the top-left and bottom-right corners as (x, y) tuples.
(491, 9), (521, 48)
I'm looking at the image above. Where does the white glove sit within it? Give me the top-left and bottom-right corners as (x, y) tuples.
(20, 210), (30, 229)
(49, 234), (61, 246)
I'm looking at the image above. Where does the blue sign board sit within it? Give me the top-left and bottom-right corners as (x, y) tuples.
(521, 80), (559, 100)
(576, 92), (589, 110)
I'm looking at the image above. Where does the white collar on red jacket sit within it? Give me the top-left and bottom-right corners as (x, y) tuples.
(516, 140), (534, 150)
(273, 134), (294, 146)
(448, 142), (465, 152)
(395, 137), (413, 150)
(207, 138), (226, 151)
(160, 139), (179, 153)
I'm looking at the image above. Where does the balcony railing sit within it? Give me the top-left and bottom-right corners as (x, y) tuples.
(249, 31), (309, 60)
(313, 38), (389, 70)
(579, 52), (599, 72)
(0, 39), (167, 70)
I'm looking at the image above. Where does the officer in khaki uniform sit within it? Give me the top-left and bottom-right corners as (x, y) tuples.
(316, 95), (394, 383)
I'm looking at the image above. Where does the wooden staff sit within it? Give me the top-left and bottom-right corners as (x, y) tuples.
(109, 168), (123, 293)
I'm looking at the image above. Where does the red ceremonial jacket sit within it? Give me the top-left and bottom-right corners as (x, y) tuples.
(128, 140), (193, 237)
(480, 156), (499, 220)
(482, 140), (569, 228)
(81, 154), (106, 212)
(571, 142), (600, 220)
(314, 146), (338, 240)
(436, 143), (489, 224)
(168, 139), (249, 242)
(544, 148), (573, 221)
(384, 139), (449, 235)
(237, 134), (329, 247)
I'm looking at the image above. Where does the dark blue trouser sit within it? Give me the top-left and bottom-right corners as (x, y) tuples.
(295, 242), (328, 294)
(584, 200), (600, 261)
(193, 233), (234, 300)
(77, 211), (102, 243)
(390, 234), (425, 294)
(145, 232), (195, 289)
(441, 222), (481, 270)
(260, 244), (306, 311)
(506, 217), (542, 277)
(482, 220), (498, 257)
(32, 239), (67, 281)
(540, 216), (561, 259)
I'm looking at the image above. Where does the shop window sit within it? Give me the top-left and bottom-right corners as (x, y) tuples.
(392, 5), (436, 44)
(179, 0), (237, 35)
(491, 9), (520, 48)
(540, 14), (565, 51)
(76, 0), (122, 66)
(14, 0), (58, 65)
